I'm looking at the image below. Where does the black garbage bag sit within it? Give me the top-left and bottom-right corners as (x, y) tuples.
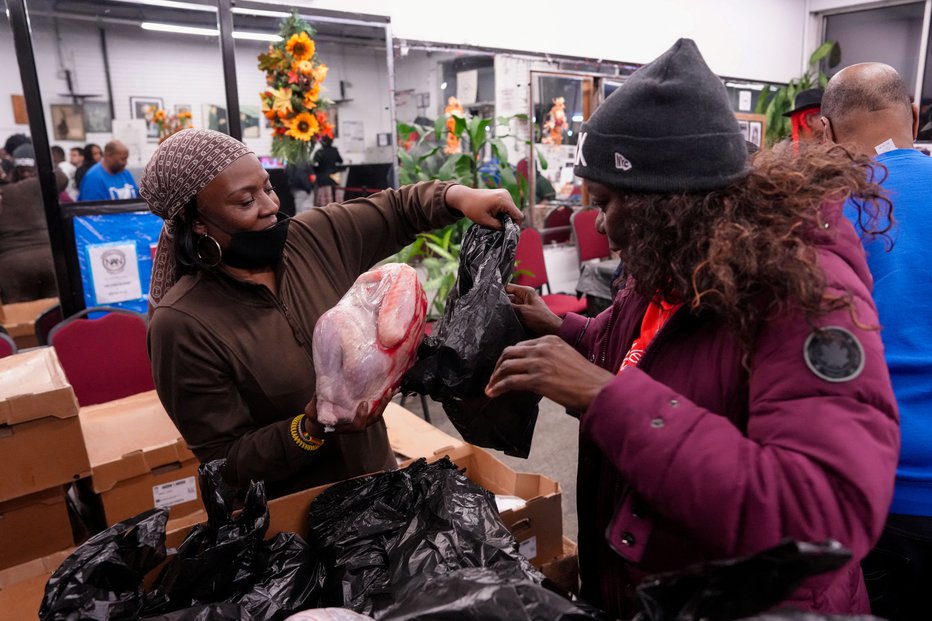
(307, 457), (541, 617)
(142, 603), (254, 620)
(39, 508), (169, 620)
(379, 564), (601, 621)
(402, 217), (541, 457)
(145, 460), (324, 620)
(633, 540), (854, 621)
(740, 613), (881, 620)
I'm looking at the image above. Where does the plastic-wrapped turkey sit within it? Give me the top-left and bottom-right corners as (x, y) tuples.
(313, 263), (427, 426)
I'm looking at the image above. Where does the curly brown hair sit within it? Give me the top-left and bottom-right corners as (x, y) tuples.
(604, 142), (892, 350)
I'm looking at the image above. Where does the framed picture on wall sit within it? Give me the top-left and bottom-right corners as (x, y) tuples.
(11, 95), (28, 125)
(84, 101), (112, 133)
(735, 112), (766, 149)
(240, 105), (260, 139)
(130, 96), (164, 142)
(202, 104), (228, 134)
(50, 104), (86, 141)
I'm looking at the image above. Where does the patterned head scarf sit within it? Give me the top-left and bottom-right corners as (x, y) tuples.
(140, 128), (251, 308)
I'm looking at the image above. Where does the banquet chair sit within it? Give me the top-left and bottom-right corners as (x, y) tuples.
(0, 327), (16, 359)
(48, 306), (154, 406)
(541, 205), (573, 245)
(514, 227), (587, 317)
(571, 208), (611, 263)
(35, 303), (64, 346)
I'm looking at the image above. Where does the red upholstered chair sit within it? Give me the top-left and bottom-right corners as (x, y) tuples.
(541, 205), (573, 245)
(571, 208), (611, 263)
(48, 306), (154, 406)
(0, 327), (16, 359)
(514, 227), (587, 317)
(35, 303), (64, 346)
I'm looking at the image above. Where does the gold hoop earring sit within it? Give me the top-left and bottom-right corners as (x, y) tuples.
(196, 234), (222, 268)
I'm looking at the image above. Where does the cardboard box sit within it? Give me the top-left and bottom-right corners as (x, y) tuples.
(0, 297), (58, 349)
(80, 391), (203, 526)
(0, 486), (73, 571)
(0, 349), (89, 502)
(540, 536), (579, 595)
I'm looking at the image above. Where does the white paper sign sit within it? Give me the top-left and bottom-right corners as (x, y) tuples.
(342, 120), (365, 153)
(152, 475), (198, 508)
(87, 241), (142, 304)
(738, 90), (752, 112)
(518, 535), (538, 560)
(457, 69), (479, 104)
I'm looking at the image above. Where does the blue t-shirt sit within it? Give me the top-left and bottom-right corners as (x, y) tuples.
(78, 162), (139, 201)
(848, 148), (932, 515)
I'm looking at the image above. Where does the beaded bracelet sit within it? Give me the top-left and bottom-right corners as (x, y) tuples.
(290, 414), (325, 452)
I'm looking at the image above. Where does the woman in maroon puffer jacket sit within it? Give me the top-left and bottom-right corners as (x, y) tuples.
(486, 39), (899, 618)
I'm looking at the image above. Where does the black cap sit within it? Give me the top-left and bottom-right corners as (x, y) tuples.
(573, 38), (749, 193)
(783, 88), (823, 117)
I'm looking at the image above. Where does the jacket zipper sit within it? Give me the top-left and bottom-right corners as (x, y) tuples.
(598, 305), (618, 368)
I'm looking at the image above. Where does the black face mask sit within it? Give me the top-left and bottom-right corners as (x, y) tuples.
(221, 213), (291, 269)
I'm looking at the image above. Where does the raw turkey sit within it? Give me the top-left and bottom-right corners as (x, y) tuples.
(313, 263), (427, 426)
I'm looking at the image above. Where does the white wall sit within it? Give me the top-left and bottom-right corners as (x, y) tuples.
(258, 0), (810, 83)
(0, 15), (394, 165)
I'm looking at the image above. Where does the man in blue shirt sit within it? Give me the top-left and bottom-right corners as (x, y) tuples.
(822, 62), (932, 621)
(78, 140), (138, 201)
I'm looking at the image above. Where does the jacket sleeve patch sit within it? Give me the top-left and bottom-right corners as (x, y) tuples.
(803, 326), (865, 383)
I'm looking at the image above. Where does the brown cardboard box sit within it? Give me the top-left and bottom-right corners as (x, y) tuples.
(0, 297), (58, 349)
(80, 391), (203, 525)
(540, 536), (579, 595)
(383, 401), (464, 459)
(0, 486), (73, 571)
(0, 349), (89, 502)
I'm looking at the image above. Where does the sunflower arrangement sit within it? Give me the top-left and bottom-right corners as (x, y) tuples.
(144, 106), (194, 143)
(258, 12), (334, 163)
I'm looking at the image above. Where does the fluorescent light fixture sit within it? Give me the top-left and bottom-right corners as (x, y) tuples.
(141, 22), (218, 35)
(231, 7), (290, 18)
(141, 22), (281, 41)
(111, 0), (215, 12)
(571, 114), (583, 122)
(725, 82), (766, 91)
(232, 31), (283, 42)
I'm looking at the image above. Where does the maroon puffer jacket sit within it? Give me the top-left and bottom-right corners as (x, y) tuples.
(560, 207), (899, 618)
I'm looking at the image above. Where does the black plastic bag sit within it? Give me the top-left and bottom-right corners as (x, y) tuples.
(146, 460), (324, 620)
(379, 565), (601, 620)
(633, 540), (854, 621)
(39, 508), (169, 620)
(740, 613), (881, 620)
(142, 603), (254, 621)
(402, 217), (541, 457)
(307, 458), (541, 617)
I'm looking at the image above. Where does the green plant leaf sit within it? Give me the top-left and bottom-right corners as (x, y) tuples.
(819, 73), (828, 89)
(535, 148), (549, 170)
(417, 146), (441, 162)
(512, 113), (529, 121)
(398, 149), (415, 169)
(437, 155), (458, 180)
(434, 116), (446, 140)
(828, 41), (842, 69)
(490, 138), (508, 163)
(452, 115), (467, 137)
(754, 85), (771, 115)
(399, 169), (413, 185)
(808, 41), (835, 65)
(454, 154), (474, 182)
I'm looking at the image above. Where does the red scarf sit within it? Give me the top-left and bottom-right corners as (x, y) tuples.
(620, 299), (681, 372)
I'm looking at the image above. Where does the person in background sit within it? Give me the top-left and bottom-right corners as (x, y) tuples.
(67, 147), (84, 199)
(52, 145), (76, 202)
(78, 140), (138, 201)
(485, 39), (898, 617)
(1, 134), (31, 184)
(821, 62), (932, 621)
(0, 143), (65, 302)
(74, 142), (101, 189)
(312, 135), (343, 206)
(286, 159), (315, 214)
(143, 128), (521, 499)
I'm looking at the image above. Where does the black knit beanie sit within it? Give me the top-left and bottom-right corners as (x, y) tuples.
(574, 38), (749, 193)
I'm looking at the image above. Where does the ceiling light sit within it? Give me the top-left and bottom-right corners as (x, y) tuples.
(232, 31), (283, 42)
(141, 22), (218, 36)
(231, 8), (290, 18)
(571, 114), (583, 122)
(440, 81), (448, 90)
(725, 82), (766, 91)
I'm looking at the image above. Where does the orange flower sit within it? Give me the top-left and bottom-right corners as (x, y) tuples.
(286, 111), (319, 141)
(446, 115), (457, 133)
(294, 59), (314, 75)
(445, 133), (461, 155)
(286, 32), (314, 62)
(315, 110), (333, 139)
(311, 63), (329, 83)
(303, 83), (321, 108)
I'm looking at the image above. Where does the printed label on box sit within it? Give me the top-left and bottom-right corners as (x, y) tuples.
(519, 535), (538, 560)
(152, 476), (197, 509)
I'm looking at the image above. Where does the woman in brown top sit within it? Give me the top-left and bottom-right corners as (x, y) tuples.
(142, 129), (521, 497)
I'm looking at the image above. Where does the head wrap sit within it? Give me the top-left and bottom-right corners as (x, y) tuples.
(12, 143), (36, 168)
(140, 128), (251, 308)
